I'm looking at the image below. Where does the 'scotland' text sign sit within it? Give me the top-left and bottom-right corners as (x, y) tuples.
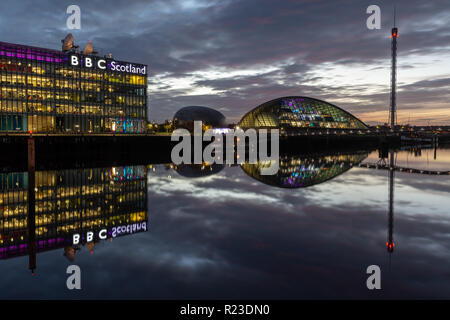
(69, 53), (147, 75)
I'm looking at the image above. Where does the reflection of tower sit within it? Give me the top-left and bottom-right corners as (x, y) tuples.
(387, 150), (395, 255)
(389, 8), (398, 130)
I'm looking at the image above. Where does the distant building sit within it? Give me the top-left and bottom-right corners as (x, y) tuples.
(0, 38), (147, 133)
(238, 97), (368, 133)
(173, 106), (227, 132)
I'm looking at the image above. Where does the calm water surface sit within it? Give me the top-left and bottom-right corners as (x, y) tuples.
(0, 145), (449, 299)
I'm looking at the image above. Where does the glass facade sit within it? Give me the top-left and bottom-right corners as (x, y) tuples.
(0, 165), (148, 261)
(238, 97), (368, 132)
(0, 41), (147, 133)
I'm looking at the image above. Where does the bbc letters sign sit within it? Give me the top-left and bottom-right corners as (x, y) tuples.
(69, 54), (147, 75)
(72, 228), (107, 245)
(70, 54), (106, 70)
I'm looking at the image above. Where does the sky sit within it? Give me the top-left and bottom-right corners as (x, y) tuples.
(0, 0), (449, 125)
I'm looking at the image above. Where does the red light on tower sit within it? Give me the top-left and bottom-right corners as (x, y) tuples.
(392, 27), (398, 38)
(387, 241), (395, 253)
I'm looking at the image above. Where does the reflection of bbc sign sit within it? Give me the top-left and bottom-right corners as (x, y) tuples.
(69, 54), (147, 75)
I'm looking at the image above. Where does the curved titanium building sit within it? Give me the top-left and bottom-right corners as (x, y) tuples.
(238, 96), (368, 133)
(173, 106), (226, 132)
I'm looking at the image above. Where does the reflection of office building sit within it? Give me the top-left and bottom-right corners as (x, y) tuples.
(0, 41), (147, 133)
(238, 97), (368, 133)
(0, 165), (148, 272)
(241, 152), (368, 188)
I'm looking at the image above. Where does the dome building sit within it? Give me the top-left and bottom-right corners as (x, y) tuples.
(240, 152), (368, 188)
(238, 97), (368, 133)
(173, 106), (227, 132)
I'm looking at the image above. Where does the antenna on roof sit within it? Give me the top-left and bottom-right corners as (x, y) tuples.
(83, 40), (98, 55)
(62, 33), (74, 52)
(393, 5), (396, 27)
(61, 33), (79, 53)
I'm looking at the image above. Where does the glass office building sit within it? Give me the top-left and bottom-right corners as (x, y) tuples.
(0, 41), (147, 133)
(238, 96), (368, 133)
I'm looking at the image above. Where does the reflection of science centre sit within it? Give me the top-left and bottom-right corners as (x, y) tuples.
(241, 152), (368, 188)
(238, 96), (368, 132)
(168, 151), (369, 189)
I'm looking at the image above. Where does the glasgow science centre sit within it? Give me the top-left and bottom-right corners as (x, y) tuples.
(238, 96), (368, 132)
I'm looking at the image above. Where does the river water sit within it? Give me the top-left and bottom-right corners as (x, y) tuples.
(0, 145), (449, 299)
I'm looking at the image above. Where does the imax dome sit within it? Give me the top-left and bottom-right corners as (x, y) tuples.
(173, 106), (227, 132)
(238, 97), (368, 131)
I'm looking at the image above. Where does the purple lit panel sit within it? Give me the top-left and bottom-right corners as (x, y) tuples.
(0, 237), (69, 259)
(0, 43), (64, 63)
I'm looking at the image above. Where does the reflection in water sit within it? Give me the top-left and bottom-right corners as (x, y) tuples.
(172, 163), (225, 178)
(0, 144), (448, 298)
(363, 144), (450, 172)
(168, 146), (444, 264)
(387, 150), (395, 256)
(0, 166), (148, 273)
(240, 151), (369, 188)
(367, 145), (450, 257)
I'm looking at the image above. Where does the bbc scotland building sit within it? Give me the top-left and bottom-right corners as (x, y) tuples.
(0, 39), (147, 134)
